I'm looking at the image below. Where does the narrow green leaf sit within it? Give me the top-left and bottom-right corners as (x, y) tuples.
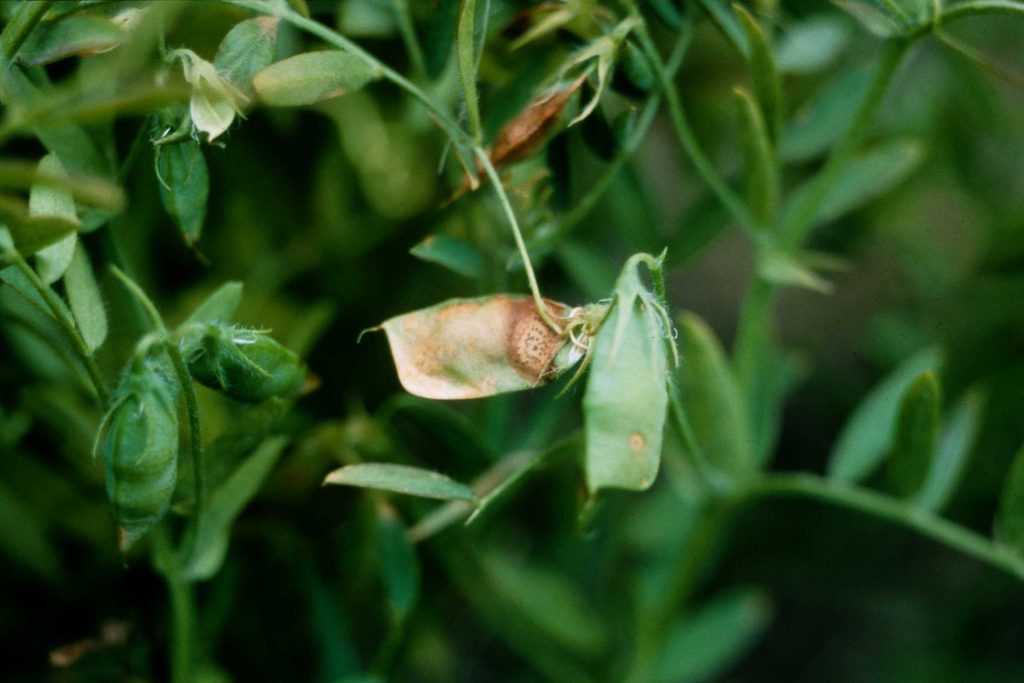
(0, 253), (74, 325)
(780, 66), (871, 163)
(775, 15), (851, 74)
(815, 138), (924, 223)
(828, 347), (942, 482)
(478, 549), (607, 657)
(18, 14), (124, 66)
(30, 155), (79, 284)
(253, 50), (382, 107)
(409, 234), (483, 279)
(653, 587), (772, 683)
(456, 0), (481, 141)
(995, 442), (1024, 555)
(184, 436), (289, 581)
(758, 248), (832, 294)
(63, 244), (107, 352)
(183, 281), (244, 325)
(649, 0), (686, 29)
(694, 0), (749, 56)
(733, 4), (782, 142)
(733, 87), (778, 226)
(942, 1), (1024, 24)
(4, 210), (79, 258)
(2, 68), (110, 177)
(213, 16), (279, 93)
(584, 254), (671, 492)
(889, 371), (941, 498)
(422, 0), (459, 79)
(156, 139), (208, 246)
(832, 1), (904, 37)
(323, 463), (477, 502)
(676, 312), (754, 479)
(916, 388), (985, 512)
(376, 502), (419, 618)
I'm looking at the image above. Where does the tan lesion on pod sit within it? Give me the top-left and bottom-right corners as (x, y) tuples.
(505, 297), (566, 384)
(381, 295), (571, 399)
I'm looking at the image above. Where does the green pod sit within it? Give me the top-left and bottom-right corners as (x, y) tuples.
(187, 323), (306, 403)
(101, 357), (180, 551)
(583, 254), (673, 492)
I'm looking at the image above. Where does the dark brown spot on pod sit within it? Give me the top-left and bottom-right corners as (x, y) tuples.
(505, 298), (565, 383)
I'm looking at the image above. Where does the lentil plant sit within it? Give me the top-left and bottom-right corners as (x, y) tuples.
(2, 1), (1024, 681)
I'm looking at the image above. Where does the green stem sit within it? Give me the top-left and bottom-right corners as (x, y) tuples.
(780, 40), (908, 248)
(168, 568), (196, 683)
(938, 0), (1024, 24)
(109, 265), (164, 332)
(0, 0), (52, 63)
(624, 502), (732, 683)
(226, 0), (467, 146)
(229, 0), (555, 327)
(476, 149), (559, 330)
(392, 0), (427, 81)
(165, 342), (205, 565)
(12, 254), (109, 404)
(633, 20), (760, 236)
(741, 473), (1024, 581)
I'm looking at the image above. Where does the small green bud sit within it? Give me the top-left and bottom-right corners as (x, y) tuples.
(186, 323), (306, 403)
(100, 355), (180, 551)
(611, 42), (655, 98)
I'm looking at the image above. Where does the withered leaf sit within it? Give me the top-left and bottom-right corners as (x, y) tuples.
(488, 76), (585, 169)
(378, 295), (578, 399)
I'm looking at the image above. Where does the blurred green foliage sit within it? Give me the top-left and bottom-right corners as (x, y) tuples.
(2, 1), (1024, 682)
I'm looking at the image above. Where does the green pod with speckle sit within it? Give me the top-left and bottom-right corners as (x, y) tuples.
(100, 356), (180, 551)
(583, 253), (673, 493)
(187, 323), (306, 403)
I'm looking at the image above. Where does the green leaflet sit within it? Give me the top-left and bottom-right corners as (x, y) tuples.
(213, 16), (280, 94)
(156, 139), (208, 246)
(30, 155), (80, 284)
(584, 253), (673, 492)
(376, 502), (420, 618)
(828, 347), (942, 483)
(995, 442), (1024, 556)
(675, 312), (754, 480)
(409, 234), (483, 279)
(323, 463), (477, 502)
(183, 281), (243, 326)
(252, 50), (382, 107)
(183, 436), (289, 581)
(63, 244), (107, 353)
(888, 371), (941, 498)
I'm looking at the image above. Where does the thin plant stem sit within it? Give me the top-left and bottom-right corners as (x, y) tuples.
(633, 19), (761, 236)
(166, 342), (205, 565)
(476, 148), (559, 330)
(391, 0), (427, 81)
(0, 0), (52, 63)
(740, 472), (1024, 581)
(780, 40), (908, 248)
(109, 266), (165, 332)
(938, 0), (1024, 24)
(228, 0), (555, 325)
(11, 254), (109, 404)
(226, 0), (467, 146)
